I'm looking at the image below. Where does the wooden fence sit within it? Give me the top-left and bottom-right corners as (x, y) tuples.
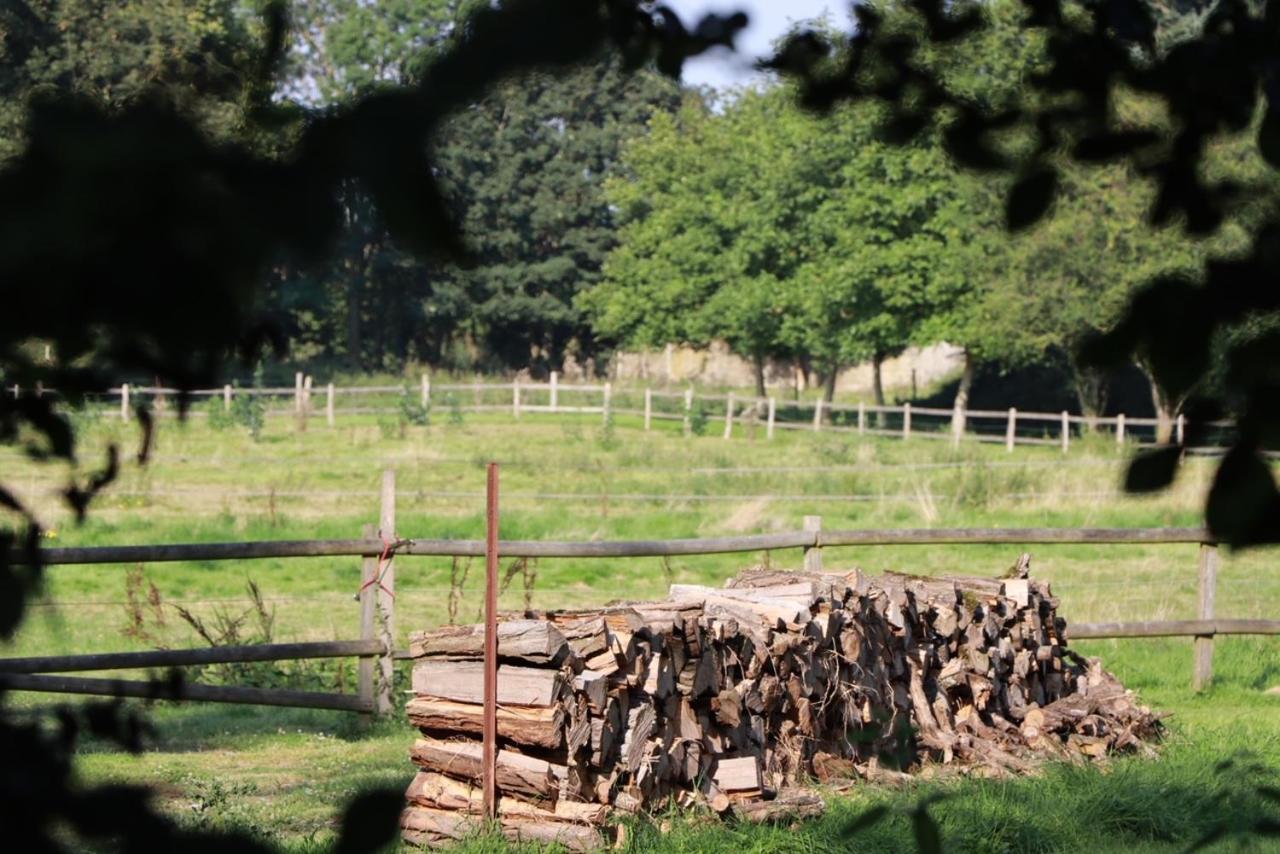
(1, 472), (1276, 710)
(11, 373), (1240, 452)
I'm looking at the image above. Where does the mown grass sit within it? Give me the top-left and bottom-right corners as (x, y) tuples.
(4, 409), (1280, 851)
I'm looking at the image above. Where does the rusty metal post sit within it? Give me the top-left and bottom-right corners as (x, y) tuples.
(483, 463), (500, 818)
(376, 470), (396, 715)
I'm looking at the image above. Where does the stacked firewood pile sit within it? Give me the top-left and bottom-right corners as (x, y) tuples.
(401, 559), (1161, 850)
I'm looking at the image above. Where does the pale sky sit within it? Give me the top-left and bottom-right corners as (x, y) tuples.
(665, 0), (847, 90)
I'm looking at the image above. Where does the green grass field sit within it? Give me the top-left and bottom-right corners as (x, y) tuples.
(4, 406), (1280, 851)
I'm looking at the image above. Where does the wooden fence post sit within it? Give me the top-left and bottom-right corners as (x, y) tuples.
(1061, 411), (1070, 453)
(1116, 413), (1126, 445)
(812, 399), (823, 432)
(326, 383), (335, 427)
(550, 371), (559, 413)
(723, 392), (735, 440)
(803, 516), (822, 572)
(857, 401), (865, 435)
(376, 470), (397, 715)
(120, 383), (130, 421)
(222, 384), (232, 412)
(358, 521), (376, 726)
(1176, 413), (1185, 445)
(1193, 542), (1219, 691)
(683, 388), (693, 435)
(602, 382), (612, 423)
(903, 403), (912, 440)
(422, 373), (430, 409)
(294, 371), (303, 413)
(767, 397), (776, 440)
(513, 378), (521, 419)
(1006, 407), (1017, 452)
(300, 375), (312, 432)
(644, 388), (652, 431)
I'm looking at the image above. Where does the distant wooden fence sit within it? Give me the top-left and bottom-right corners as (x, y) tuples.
(1, 473), (1275, 708)
(10, 373), (1237, 451)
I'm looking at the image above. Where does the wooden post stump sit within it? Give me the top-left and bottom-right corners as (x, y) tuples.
(1194, 543), (1219, 691)
(803, 515), (822, 572)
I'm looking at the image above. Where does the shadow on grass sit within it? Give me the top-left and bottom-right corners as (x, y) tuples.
(610, 749), (1280, 854)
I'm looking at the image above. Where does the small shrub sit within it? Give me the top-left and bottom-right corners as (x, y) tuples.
(597, 409), (618, 449)
(399, 385), (430, 426)
(206, 397), (234, 430)
(689, 401), (709, 436)
(180, 775), (263, 835)
(135, 579), (344, 693)
(445, 392), (464, 425)
(230, 386), (265, 440)
(121, 565), (166, 646)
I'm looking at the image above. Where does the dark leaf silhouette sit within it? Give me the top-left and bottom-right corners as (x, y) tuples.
(135, 405), (154, 465)
(841, 804), (891, 837)
(333, 789), (405, 854)
(912, 806), (945, 854)
(1006, 167), (1058, 230)
(1259, 106), (1280, 169)
(1206, 445), (1280, 547)
(1125, 445), (1183, 493)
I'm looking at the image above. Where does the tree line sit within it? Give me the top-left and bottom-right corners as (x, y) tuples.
(1, 0), (1272, 439)
(585, 0), (1275, 441)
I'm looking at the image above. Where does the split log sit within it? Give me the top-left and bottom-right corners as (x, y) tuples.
(401, 806), (603, 852)
(409, 620), (568, 663)
(733, 790), (825, 824)
(408, 737), (558, 802)
(411, 660), (563, 706)
(713, 756), (762, 795)
(407, 697), (564, 749)
(406, 771), (610, 824)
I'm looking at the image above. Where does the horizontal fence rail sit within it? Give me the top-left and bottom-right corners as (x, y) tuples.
(0, 673), (373, 712)
(4, 500), (1272, 704)
(9, 373), (1254, 453)
(1071, 619), (1280, 639)
(14, 527), (1214, 565)
(0, 639), (385, 674)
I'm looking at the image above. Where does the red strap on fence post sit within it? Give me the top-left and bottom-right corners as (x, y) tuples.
(483, 463), (500, 820)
